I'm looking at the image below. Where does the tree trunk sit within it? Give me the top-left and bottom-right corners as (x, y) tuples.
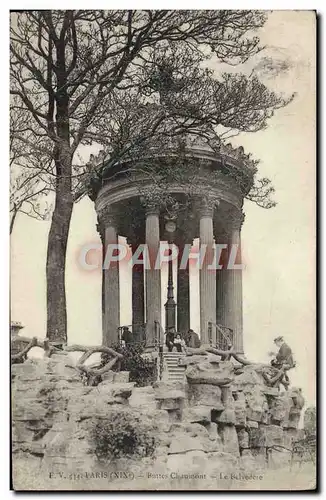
(46, 145), (73, 344)
(10, 207), (18, 234)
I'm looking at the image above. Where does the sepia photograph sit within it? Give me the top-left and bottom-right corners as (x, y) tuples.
(9, 8), (316, 491)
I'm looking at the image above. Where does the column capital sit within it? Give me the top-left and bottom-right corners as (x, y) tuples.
(139, 191), (162, 216)
(97, 206), (117, 228)
(144, 201), (161, 217)
(198, 195), (220, 218)
(226, 209), (245, 231)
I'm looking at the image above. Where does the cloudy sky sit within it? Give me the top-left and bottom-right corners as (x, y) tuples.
(10, 11), (316, 404)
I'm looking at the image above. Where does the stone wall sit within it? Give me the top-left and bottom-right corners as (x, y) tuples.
(12, 352), (310, 490)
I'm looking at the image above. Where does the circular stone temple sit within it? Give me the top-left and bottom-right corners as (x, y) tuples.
(87, 138), (256, 353)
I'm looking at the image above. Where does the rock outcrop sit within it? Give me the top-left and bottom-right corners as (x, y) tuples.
(12, 352), (308, 490)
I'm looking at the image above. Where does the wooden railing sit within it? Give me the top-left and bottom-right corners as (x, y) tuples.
(11, 336), (124, 386)
(11, 336), (63, 363)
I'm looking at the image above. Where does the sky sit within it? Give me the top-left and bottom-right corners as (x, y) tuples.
(10, 11), (316, 404)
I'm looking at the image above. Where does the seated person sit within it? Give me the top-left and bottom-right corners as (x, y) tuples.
(173, 333), (186, 353)
(269, 336), (295, 383)
(165, 327), (175, 352)
(186, 329), (201, 348)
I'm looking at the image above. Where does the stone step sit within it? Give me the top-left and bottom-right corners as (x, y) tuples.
(168, 375), (186, 382)
(163, 353), (186, 357)
(162, 352), (186, 384)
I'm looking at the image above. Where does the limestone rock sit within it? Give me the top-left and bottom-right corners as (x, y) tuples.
(269, 393), (291, 425)
(213, 408), (236, 425)
(157, 398), (184, 411)
(304, 406), (316, 437)
(290, 387), (305, 409)
(166, 449), (207, 472)
(268, 449), (291, 469)
(101, 370), (115, 382)
(245, 389), (267, 422)
(186, 360), (234, 386)
(240, 451), (257, 472)
(187, 383), (223, 408)
(204, 422), (221, 441)
(249, 424), (284, 448)
(155, 389), (185, 400)
(285, 407), (301, 429)
(234, 401), (247, 427)
(262, 387), (280, 397)
(232, 365), (264, 390)
(182, 406), (212, 424)
(283, 428), (304, 449)
(155, 388), (185, 411)
(207, 451), (239, 473)
(129, 386), (158, 410)
(184, 423), (210, 438)
(237, 429), (249, 449)
(113, 371), (130, 383)
(169, 436), (205, 454)
(220, 425), (239, 456)
(246, 420), (259, 429)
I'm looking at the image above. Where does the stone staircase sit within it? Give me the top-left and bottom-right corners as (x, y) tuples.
(163, 352), (186, 383)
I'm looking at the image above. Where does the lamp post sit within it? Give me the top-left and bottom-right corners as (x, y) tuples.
(164, 217), (177, 331)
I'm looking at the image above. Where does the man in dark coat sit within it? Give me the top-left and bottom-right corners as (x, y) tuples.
(165, 327), (175, 352)
(186, 329), (201, 348)
(122, 326), (132, 346)
(272, 336), (294, 367)
(270, 336), (295, 384)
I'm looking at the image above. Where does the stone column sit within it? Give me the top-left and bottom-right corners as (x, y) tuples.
(145, 205), (161, 347)
(131, 242), (145, 342)
(215, 227), (229, 347)
(199, 197), (217, 344)
(98, 208), (120, 346)
(177, 240), (190, 334)
(217, 211), (244, 353)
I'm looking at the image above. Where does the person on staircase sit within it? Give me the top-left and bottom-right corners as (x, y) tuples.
(185, 328), (201, 348)
(165, 327), (175, 352)
(173, 333), (186, 353)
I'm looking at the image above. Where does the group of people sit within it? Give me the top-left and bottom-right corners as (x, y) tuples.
(122, 326), (295, 380)
(165, 327), (201, 352)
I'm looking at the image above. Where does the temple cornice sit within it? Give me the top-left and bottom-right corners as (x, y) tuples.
(95, 176), (243, 214)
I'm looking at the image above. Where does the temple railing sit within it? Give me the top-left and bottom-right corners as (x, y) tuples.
(208, 321), (234, 351)
(117, 324), (146, 347)
(154, 320), (164, 381)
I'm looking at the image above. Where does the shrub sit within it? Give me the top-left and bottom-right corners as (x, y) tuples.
(91, 410), (157, 461)
(101, 343), (157, 387)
